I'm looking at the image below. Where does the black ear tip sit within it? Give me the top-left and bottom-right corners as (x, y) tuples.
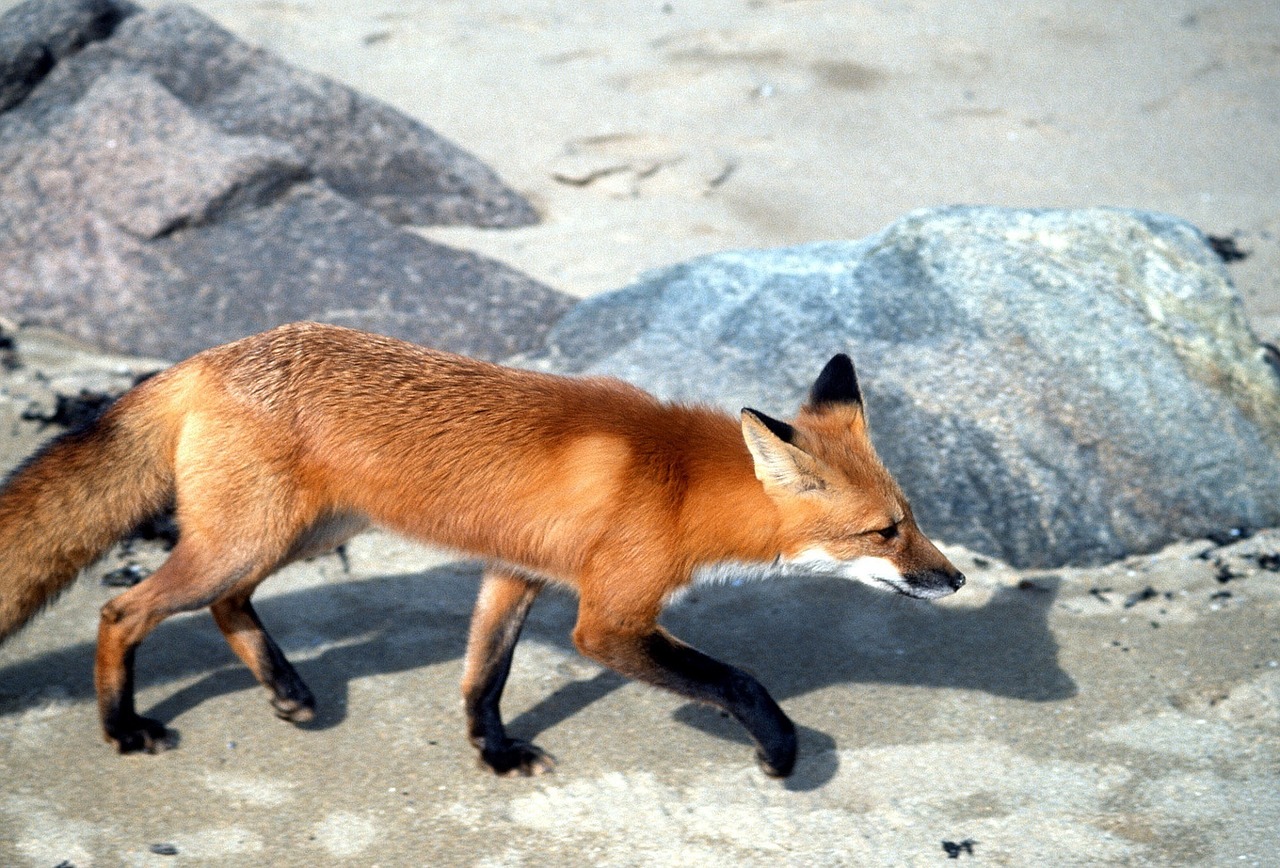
(810, 353), (862, 407)
(826, 353), (856, 379)
(742, 407), (796, 444)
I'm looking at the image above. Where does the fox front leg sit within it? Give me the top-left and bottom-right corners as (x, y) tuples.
(573, 603), (797, 777)
(461, 568), (552, 776)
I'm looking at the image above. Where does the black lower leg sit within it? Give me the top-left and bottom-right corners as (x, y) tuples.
(467, 639), (551, 774)
(102, 647), (172, 753)
(213, 597), (315, 723)
(246, 603), (315, 722)
(464, 577), (550, 775)
(636, 630), (797, 776)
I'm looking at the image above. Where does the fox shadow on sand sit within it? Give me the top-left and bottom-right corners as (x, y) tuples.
(0, 557), (1074, 789)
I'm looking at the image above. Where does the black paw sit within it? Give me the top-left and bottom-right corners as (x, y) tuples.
(107, 715), (175, 754)
(757, 749), (796, 778)
(756, 724), (798, 778)
(480, 739), (557, 777)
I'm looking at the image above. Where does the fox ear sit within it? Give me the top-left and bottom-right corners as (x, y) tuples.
(808, 353), (862, 409)
(741, 408), (827, 494)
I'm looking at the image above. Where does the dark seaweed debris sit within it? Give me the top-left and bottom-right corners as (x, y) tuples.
(1214, 561), (1243, 584)
(1253, 552), (1280, 572)
(18, 372), (160, 432)
(1206, 235), (1250, 262)
(0, 326), (18, 371)
(21, 389), (119, 430)
(1123, 586), (1160, 608)
(1205, 527), (1253, 546)
(123, 508), (180, 552)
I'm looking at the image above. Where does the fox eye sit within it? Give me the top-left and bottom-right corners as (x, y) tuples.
(871, 523), (899, 541)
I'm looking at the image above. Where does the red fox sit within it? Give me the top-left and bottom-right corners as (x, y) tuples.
(0, 322), (963, 776)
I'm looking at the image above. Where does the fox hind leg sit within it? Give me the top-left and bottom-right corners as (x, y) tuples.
(209, 511), (369, 723)
(96, 539), (272, 752)
(211, 592), (315, 723)
(207, 514), (366, 722)
(96, 490), (335, 751)
(462, 567), (550, 776)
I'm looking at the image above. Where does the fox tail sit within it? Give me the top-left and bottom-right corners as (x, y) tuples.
(0, 374), (183, 644)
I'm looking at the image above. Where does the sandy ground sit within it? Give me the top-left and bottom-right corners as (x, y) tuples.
(2, 1), (1280, 865)
(161, 0), (1280, 334)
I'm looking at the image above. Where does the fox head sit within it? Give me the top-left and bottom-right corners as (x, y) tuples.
(741, 354), (965, 600)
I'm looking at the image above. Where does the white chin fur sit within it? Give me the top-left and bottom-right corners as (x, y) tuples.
(780, 548), (911, 594)
(688, 548), (932, 600)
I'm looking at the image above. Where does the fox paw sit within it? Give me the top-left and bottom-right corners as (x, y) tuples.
(480, 740), (557, 777)
(108, 715), (175, 754)
(756, 732), (797, 778)
(271, 695), (316, 724)
(757, 750), (796, 778)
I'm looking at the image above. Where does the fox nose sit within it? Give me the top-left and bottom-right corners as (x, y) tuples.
(950, 571), (966, 591)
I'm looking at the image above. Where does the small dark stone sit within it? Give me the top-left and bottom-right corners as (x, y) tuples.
(1253, 552), (1280, 572)
(102, 563), (150, 587)
(942, 838), (976, 858)
(1214, 561), (1242, 584)
(148, 843), (179, 856)
(1123, 586), (1159, 608)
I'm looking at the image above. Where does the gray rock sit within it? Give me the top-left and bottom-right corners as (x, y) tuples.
(530, 206), (1280, 568)
(1, 0), (535, 228)
(0, 0), (569, 361)
(0, 71), (569, 360)
(130, 177), (565, 362)
(0, 0), (135, 112)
